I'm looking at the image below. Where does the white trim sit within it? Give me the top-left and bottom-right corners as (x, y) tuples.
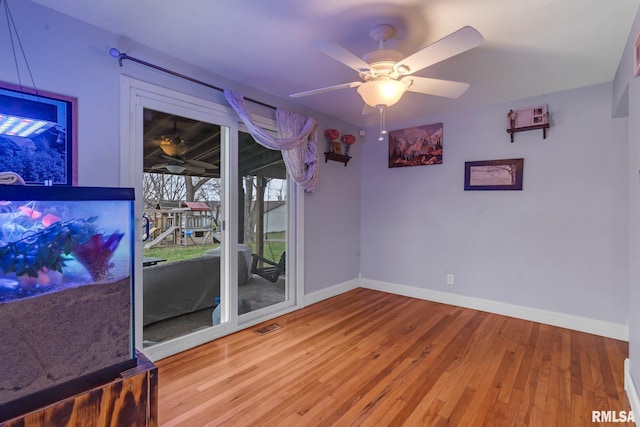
(293, 181), (305, 309)
(121, 78), (240, 360)
(359, 278), (628, 341)
(625, 359), (640, 421)
(304, 279), (359, 307)
(221, 124), (236, 327)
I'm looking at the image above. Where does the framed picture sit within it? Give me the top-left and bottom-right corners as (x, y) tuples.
(0, 82), (77, 185)
(635, 31), (640, 77)
(330, 140), (343, 155)
(389, 122), (443, 168)
(464, 158), (524, 191)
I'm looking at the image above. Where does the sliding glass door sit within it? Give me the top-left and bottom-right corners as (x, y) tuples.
(121, 77), (301, 361)
(140, 108), (227, 346)
(236, 130), (288, 316)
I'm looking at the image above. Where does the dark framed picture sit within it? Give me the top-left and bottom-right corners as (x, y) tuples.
(0, 82), (77, 185)
(389, 122), (443, 168)
(464, 158), (524, 191)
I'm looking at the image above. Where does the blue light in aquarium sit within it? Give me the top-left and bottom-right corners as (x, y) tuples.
(0, 114), (54, 137)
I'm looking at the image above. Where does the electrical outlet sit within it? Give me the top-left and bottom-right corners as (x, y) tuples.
(447, 274), (454, 285)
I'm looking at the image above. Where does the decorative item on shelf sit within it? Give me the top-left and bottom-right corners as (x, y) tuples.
(507, 109), (517, 130)
(341, 134), (356, 154)
(506, 105), (550, 142)
(324, 128), (339, 140)
(323, 128), (351, 166)
(330, 141), (343, 155)
(324, 128), (339, 151)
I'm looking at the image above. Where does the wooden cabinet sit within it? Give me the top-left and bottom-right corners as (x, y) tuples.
(0, 353), (157, 427)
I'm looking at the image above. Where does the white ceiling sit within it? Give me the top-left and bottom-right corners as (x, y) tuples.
(33, 0), (640, 128)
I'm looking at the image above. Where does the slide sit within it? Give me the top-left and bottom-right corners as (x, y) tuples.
(144, 226), (177, 249)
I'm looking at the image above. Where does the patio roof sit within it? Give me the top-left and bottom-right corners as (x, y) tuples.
(143, 110), (286, 179)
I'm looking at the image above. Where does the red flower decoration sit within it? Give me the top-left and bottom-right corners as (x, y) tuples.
(324, 129), (339, 141)
(341, 134), (356, 145)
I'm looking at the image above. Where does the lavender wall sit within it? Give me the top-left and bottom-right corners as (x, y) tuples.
(304, 138), (362, 294)
(0, 1), (361, 296)
(360, 82), (629, 326)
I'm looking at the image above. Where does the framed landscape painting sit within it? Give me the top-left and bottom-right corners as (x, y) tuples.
(0, 82), (77, 185)
(389, 122), (443, 168)
(464, 158), (524, 191)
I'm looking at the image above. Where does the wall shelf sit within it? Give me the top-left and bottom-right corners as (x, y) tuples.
(324, 152), (351, 166)
(506, 123), (550, 142)
(506, 106), (550, 143)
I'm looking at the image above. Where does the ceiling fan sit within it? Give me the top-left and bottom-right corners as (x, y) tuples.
(150, 119), (218, 174)
(151, 155), (218, 174)
(290, 24), (484, 138)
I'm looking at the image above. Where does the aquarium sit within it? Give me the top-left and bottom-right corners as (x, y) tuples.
(0, 185), (135, 422)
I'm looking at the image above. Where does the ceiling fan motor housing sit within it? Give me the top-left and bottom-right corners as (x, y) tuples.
(360, 49), (405, 79)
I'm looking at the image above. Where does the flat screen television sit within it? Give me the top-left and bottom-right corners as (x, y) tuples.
(0, 185), (135, 422)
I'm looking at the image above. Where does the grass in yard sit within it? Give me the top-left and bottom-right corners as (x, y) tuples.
(144, 239), (285, 264)
(257, 242), (285, 263)
(144, 244), (220, 262)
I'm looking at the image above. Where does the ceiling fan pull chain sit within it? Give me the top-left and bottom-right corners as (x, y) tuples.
(378, 106), (387, 141)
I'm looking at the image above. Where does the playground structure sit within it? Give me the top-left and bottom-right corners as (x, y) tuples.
(144, 202), (219, 249)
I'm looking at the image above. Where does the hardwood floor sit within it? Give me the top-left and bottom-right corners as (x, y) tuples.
(155, 288), (633, 426)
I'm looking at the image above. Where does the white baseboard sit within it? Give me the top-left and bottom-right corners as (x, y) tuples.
(304, 279), (359, 307)
(625, 359), (640, 421)
(359, 278), (628, 341)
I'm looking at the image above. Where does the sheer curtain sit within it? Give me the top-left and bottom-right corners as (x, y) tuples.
(224, 90), (319, 192)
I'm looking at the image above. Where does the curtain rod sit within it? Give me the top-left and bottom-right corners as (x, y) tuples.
(109, 48), (277, 111)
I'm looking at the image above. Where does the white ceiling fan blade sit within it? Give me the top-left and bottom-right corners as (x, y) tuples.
(290, 81), (362, 98)
(151, 163), (169, 170)
(311, 40), (371, 72)
(402, 76), (470, 98)
(187, 159), (218, 169)
(395, 26), (484, 75)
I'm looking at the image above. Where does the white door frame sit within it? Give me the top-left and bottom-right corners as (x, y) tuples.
(119, 76), (304, 361)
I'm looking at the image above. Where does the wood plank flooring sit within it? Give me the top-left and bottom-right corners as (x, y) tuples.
(155, 288), (633, 426)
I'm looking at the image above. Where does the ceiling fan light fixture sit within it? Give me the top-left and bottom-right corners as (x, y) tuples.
(158, 136), (188, 156)
(165, 164), (186, 174)
(357, 78), (408, 108)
